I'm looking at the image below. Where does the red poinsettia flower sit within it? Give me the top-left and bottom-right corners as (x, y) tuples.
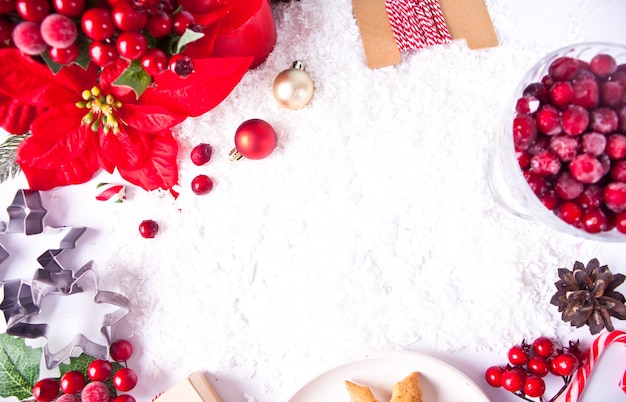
(0, 48), (251, 191)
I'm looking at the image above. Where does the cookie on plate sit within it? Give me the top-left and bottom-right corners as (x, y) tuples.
(345, 380), (380, 402)
(390, 372), (422, 402)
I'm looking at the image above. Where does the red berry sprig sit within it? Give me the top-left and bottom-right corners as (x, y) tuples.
(485, 336), (585, 402)
(30, 339), (139, 402)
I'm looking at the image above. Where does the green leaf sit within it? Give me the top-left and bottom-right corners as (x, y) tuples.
(0, 333), (42, 400)
(113, 60), (152, 99)
(175, 29), (205, 54)
(41, 51), (64, 74)
(0, 134), (26, 184)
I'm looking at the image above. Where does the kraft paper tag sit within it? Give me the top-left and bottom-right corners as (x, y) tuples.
(154, 371), (223, 402)
(352, 0), (498, 69)
(352, 0), (402, 69)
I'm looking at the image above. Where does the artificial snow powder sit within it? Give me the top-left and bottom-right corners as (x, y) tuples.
(0, 1), (624, 402)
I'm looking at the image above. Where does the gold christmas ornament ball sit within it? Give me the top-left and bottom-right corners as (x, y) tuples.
(272, 61), (315, 109)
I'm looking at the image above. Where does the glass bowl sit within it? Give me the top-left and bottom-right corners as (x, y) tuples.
(488, 42), (626, 242)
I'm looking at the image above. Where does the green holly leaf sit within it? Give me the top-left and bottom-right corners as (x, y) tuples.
(113, 60), (152, 99)
(0, 333), (42, 400)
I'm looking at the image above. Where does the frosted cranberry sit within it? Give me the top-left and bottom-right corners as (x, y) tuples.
(604, 182), (626, 212)
(56, 394), (81, 402)
(110, 339), (133, 361)
(89, 41), (118, 66)
(575, 67), (595, 82)
(141, 48), (168, 76)
(40, 14), (77, 48)
(16, 0), (50, 22)
(516, 96), (541, 114)
(572, 79), (599, 109)
(528, 135), (550, 155)
(190, 143), (213, 166)
(12, 21), (47, 55)
(557, 201), (582, 225)
(581, 132), (607, 155)
(523, 82), (549, 103)
(606, 134), (626, 159)
(598, 153), (611, 176)
(0, 0), (15, 14)
(530, 150), (561, 176)
(555, 171), (584, 200)
(611, 159), (626, 182)
(549, 81), (573, 108)
(536, 105), (562, 135)
(616, 105), (626, 133)
(550, 135), (579, 161)
(590, 107), (619, 133)
(146, 11), (171, 38)
(576, 185), (603, 209)
(116, 31), (147, 60)
(582, 208), (609, 233)
(171, 10), (194, 35)
(616, 211), (626, 233)
(549, 57), (579, 81)
(138, 219), (158, 238)
(562, 104), (589, 135)
(524, 171), (549, 196)
(517, 150), (531, 169)
(540, 189), (560, 210)
(81, 381), (110, 402)
(569, 154), (604, 183)
(52, 0), (85, 17)
(112, 2), (148, 32)
(82, 8), (115, 41)
(590, 53), (617, 78)
(48, 42), (79, 64)
(600, 81), (624, 107)
(191, 174), (214, 195)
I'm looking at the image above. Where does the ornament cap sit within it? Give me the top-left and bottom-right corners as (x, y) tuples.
(292, 60), (305, 70)
(229, 148), (244, 161)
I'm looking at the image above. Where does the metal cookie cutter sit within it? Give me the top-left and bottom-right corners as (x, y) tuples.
(0, 189), (130, 368)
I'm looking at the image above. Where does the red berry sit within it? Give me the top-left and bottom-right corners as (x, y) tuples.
(606, 134), (626, 160)
(590, 107), (619, 134)
(556, 201), (583, 225)
(527, 355), (550, 377)
(87, 359), (113, 381)
(138, 219), (158, 238)
(32, 378), (59, 402)
(81, 381), (110, 402)
(610, 159), (626, 182)
(523, 375), (546, 398)
(0, 0), (15, 14)
(168, 53), (194, 77)
(112, 2), (148, 32)
(555, 172), (584, 200)
(604, 182), (626, 212)
(536, 105), (562, 135)
(590, 53), (617, 78)
(16, 0), (50, 22)
(515, 95), (541, 115)
(616, 211), (626, 233)
(191, 174), (214, 195)
(582, 208), (609, 233)
(501, 368), (525, 392)
(116, 31), (147, 60)
(524, 171), (549, 196)
(110, 339), (133, 361)
(562, 104), (589, 135)
(532, 336), (555, 358)
(12, 21), (47, 55)
(581, 132), (607, 156)
(40, 13), (77, 48)
(513, 114), (537, 151)
(549, 81), (573, 108)
(89, 41), (118, 66)
(56, 394), (81, 402)
(517, 150), (531, 169)
(530, 150), (561, 176)
(572, 79), (600, 109)
(113, 396), (137, 402)
(146, 11), (171, 38)
(569, 154), (604, 184)
(576, 185), (603, 209)
(485, 366), (504, 387)
(540, 189), (560, 210)
(113, 367), (138, 392)
(141, 47), (168, 76)
(600, 81), (624, 107)
(507, 344), (529, 366)
(171, 10), (194, 35)
(82, 8), (115, 41)
(549, 57), (580, 81)
(550, 352), (579, 376)
(190, 143), (213, 166)
(48, 43), (79, 64)
(52, 0), (85, 17)
(60, 370), (86, 394)
(550, 135), (579, 161)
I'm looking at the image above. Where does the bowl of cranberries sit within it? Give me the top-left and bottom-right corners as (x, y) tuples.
(489, 42), (626, 241)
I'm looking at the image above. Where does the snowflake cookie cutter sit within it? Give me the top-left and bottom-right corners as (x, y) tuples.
(0, 189), (130, 368)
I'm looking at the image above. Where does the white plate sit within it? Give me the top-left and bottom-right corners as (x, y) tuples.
(287, 351), (490, 402)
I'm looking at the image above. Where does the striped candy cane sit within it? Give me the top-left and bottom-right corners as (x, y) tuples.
(565, 330), (626, 402)
(95, 183), (126, 203)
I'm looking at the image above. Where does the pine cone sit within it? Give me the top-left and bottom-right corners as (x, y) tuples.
(550, 258), (626, 334)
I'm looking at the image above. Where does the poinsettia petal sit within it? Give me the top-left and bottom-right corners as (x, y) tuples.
(21, 106), (94, 168)
(183, 7), (231, 58)
(0, 49), (82, 106)
(141, 56), (252, 117)
(118, 104), (186, 133)
(0, 93), (44, 134)
(116, 131), (179, 191)
(100, 125), (148, 170)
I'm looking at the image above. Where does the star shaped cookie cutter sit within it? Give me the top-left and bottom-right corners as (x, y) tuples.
(0, 189), (130, 368)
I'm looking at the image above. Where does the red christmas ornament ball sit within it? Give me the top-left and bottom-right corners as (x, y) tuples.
(234, 119), (277, 160)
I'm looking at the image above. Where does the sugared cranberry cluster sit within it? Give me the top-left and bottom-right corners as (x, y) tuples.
(485, 337), (585, 401)
(513, 52), (626, 235)
(0, 0), (198, 77)
(32, 339), (139, 402)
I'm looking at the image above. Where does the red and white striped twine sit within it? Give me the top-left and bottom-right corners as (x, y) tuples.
(565, 330), (626, 402)
(385, 0), (451, 52)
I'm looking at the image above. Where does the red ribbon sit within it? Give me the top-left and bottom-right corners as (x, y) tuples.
(385, 0), (451, 51)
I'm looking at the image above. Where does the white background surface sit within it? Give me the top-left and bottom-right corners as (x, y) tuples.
(1, 1), (626, 402)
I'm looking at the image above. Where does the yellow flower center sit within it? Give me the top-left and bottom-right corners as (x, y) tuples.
(75, 86), (123, 134)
